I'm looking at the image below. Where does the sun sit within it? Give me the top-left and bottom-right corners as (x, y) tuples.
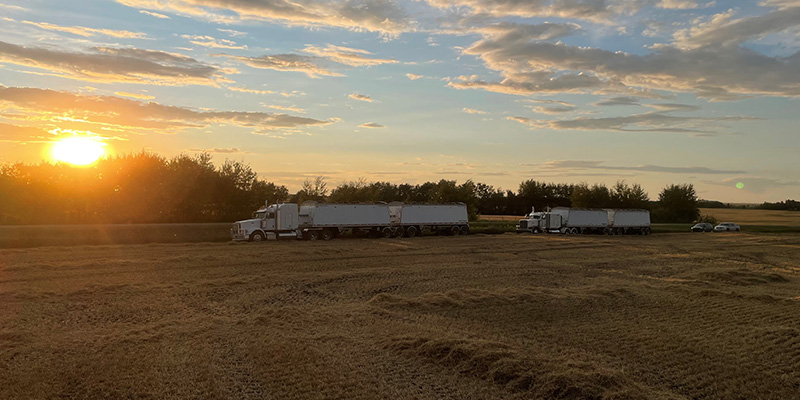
(51, 137), (106, 166)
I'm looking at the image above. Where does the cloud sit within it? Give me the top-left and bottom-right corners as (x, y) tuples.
(114, 91), (155, 100)
(303, 45), (398, 67)
(462, 108), (486, 114)
(265, 104), (306, 113)
(452, 34), (800, 100)
(218, 28), (246, 37)
(531, 105), (576, 114)
(0, 86), (335, 138)
(0, 122), (49, 142)
(115, 0), (411, 36)
(0, 41), (226, 86)
(541, 160), (746, 174)
(657, 0), (699, 9)
(672, 7), (800, 50)
(0, 4), (28, 11)
(406, 73), (423, 80)
(508, 111), (756, 135)
(219, 53), (341, 78)
(21, 21), (147, 39)
(226, 86), (274, 95)
(423, 0), (638, 22)
(139, 10), (170, 18)
(594, 96), (641, 106)
(181, 35), (246, 49)
(359, 122), (385, 128)
(349, 93), (374, 102)
(185, 147), (247, 153)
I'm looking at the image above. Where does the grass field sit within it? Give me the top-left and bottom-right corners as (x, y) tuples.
(2, 234), (799, 399)
(699, 208), (800, 226)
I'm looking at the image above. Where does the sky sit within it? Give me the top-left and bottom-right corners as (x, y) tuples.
(1, 0), (799, 203)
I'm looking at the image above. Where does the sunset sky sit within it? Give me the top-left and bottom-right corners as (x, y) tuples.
(1, 0), (799, 202)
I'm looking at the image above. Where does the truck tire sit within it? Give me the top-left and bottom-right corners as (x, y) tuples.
(459, 225), (469, 235)
(644, 227), (651, 236)
(381, 227), (393, 238)
(532, 227), (541, 234)
(450, 226), (460, 236)
(405, 226), (418, 238)
(393, 227), (405, 238)
(321, 230), (333, 241)
(250, 231), (265, 242)
(306, 231), (319, 241)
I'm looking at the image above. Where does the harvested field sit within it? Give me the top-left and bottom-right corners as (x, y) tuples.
(699, 208), (800, 226)
(2, 234), (799, 399)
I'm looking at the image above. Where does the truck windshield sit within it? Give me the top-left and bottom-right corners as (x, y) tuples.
(254, 211), (266, 219)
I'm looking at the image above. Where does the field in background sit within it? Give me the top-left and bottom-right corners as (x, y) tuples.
(1, 207), (798, 248)
(2, 234), (799, 399)
(699, 208), (800, 226)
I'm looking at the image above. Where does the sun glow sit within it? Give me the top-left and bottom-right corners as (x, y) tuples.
(51, 137), (106, 166)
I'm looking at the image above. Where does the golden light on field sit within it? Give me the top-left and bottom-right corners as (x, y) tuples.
(51, 137), (106, 166)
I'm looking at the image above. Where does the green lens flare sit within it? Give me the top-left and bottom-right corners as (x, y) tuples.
(736, 182), (744, 189)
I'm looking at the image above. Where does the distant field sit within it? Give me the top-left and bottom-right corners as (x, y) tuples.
(699, 208), (800, 226)
(2, 234), (799, 399)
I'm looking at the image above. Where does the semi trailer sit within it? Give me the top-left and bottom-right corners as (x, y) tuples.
(232, 201), (468, 241)
(516, 207), (650, 235)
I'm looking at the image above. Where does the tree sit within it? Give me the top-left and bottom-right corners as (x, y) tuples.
(655, 184), (699, 223)
(571, 183), (611, 208)
(610, 181), (650, 209)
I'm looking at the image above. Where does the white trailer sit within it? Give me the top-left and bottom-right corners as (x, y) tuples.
(389, 204), (469, 237)
(607, 209), (651, 235)
(516, 207), (651, 236)
(232, 201), (469, 241)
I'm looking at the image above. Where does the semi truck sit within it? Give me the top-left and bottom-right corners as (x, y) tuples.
(232, 201), (468, 241)
(516, 207), (650, 235)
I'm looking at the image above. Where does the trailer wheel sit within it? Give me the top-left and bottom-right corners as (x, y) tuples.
(644, 227), (651, 236)
(321, 230), (333, 241)
(393, 227), (405, 238)
(381, 227), (393, 238)
(306, 231), (319, 241)
(250, 231), (265, 242)
(405, 226), (418, 238)
(459, 225), (469, 235)
(450, 226), (460, 236)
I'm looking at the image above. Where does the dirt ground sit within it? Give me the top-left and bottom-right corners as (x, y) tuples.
(1, 233), (799, 399)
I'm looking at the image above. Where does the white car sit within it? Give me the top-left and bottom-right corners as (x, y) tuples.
(714, 222), (740, 232)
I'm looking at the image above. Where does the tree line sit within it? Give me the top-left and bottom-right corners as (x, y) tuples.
(0, 152), (701, 224)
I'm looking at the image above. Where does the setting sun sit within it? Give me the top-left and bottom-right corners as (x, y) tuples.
(51, 137), (106, 166)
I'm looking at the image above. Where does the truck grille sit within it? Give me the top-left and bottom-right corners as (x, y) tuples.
(519, 220), (528, 229)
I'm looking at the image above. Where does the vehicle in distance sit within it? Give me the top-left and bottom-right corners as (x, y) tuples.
(714, 222), (741, 232)
(232, 201), (468, 241)
(516, 207), (651, 235)
(691, 223), (713, 232)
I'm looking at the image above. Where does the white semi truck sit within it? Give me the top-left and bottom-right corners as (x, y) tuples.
(232, 201), (468, 241)
(516, 207), (650, 235)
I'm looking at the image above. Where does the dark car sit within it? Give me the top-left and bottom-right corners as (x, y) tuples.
(691, 223), (713, 232)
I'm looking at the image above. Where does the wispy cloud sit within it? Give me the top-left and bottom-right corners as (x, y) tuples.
(114, 91), (155, 100)
(185, 147), (248, 154)
(303, 45), (398, 67)
(181, 35), (246, 49)
(349, 93), (374, 102)
(22, 21), (147, 39)
(406, 73), (423, 80)
(139, 9), (170, 19)
(116, 0), (411, 35)
(462, 108), (486, 114)
(0, 41), (226, 86)
(226, 86), (274, 95)
(0, 86), (336, 139)
(359, 122), (385, 128)
(540, 160), (746, 174)
(218, 53), (341, 78)
(265, 104), (306, 113)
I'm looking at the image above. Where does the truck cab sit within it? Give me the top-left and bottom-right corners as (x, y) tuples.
(516, 210), (546, 233)
(231, 203), (300, 241)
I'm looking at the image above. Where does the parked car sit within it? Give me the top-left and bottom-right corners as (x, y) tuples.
(691, 223), (713, 232)
(714, 222), (741, 232)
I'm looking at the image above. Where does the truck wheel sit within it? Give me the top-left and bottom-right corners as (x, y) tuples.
(450, 226), (460, 236)
(393, 227), (405, 238)
(644, 227), (651, 236)
(250, 231), (265, 242)
(459, 225), (469, 235)
(321, 230), (333, 241)
(533, 227), (541, 234)
(406, 226), (418, 238)
(381, 227), (393, 238)
(306, 231), (319, 241)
